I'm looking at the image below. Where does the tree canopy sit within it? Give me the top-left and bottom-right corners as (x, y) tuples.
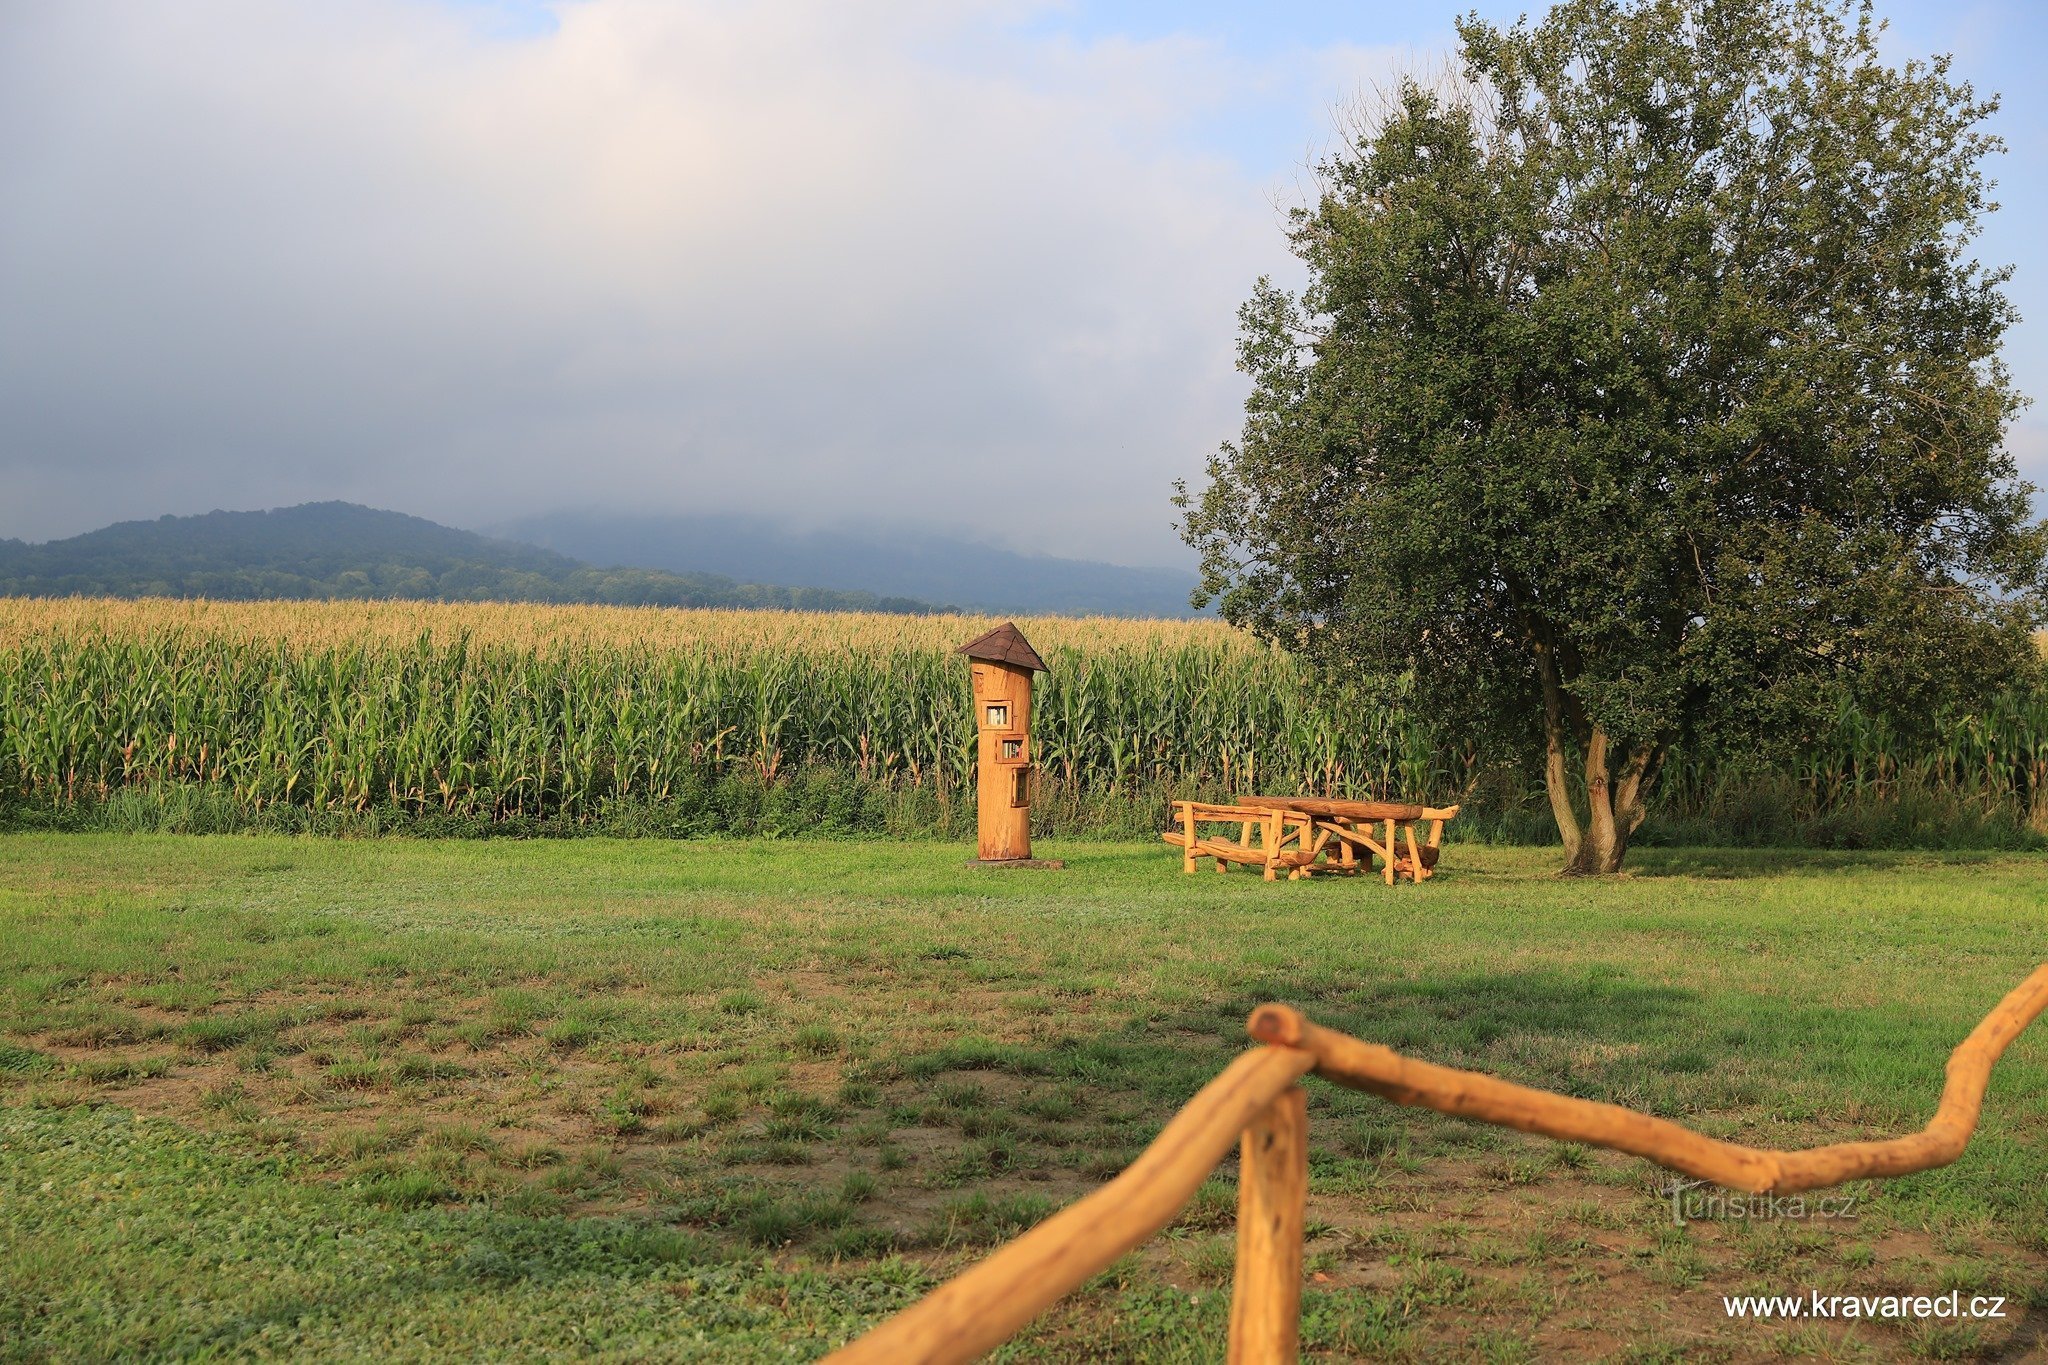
(1178, 0), (2047, 873)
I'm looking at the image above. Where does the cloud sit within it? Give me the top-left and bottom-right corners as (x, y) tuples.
(0, 1), (1416, 562)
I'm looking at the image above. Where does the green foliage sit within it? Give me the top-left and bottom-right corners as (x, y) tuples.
(3, 619), (2043, 846)
(1178, 0), (2047, 871)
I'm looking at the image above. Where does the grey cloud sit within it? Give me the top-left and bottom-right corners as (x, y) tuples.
(2, 1), (1415, 563)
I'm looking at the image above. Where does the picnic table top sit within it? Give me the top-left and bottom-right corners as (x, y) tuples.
(1233, 795), (1431, 822)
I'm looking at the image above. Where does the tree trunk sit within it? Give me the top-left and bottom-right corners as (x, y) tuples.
(1533, 643), (1584, 867)
(1560, 724), (1623, 875)
(1549, 722), (1663, 877)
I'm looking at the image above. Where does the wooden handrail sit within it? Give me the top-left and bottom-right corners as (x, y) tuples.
(1249, 963), (2048, 1194)
(824, 1045), (1314, 1365)
(829, 966), (2048, 1363)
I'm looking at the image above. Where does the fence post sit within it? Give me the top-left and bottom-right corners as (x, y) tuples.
(1227, 1084), (1307, 1364)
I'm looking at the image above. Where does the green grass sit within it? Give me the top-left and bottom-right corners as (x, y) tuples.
(1, 834), (2045, 1360)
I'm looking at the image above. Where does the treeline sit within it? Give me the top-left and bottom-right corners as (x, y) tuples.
(0, 502), (942, 615)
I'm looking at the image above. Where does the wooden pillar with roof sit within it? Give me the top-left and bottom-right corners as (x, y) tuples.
(956, 622), (1059, 867)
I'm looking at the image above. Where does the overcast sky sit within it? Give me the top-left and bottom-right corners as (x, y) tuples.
(3, 0), (2043, 567)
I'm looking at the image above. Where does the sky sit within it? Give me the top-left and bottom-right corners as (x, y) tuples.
(2, 0), (2043, 568)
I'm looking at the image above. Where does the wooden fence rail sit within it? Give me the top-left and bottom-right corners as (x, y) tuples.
(825, 964), (2048, 1365)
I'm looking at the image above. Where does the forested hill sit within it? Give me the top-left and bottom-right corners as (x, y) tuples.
(0, 503), (943, 613)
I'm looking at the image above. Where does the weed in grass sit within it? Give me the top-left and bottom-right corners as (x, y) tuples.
(819, 1225), (899, 1259)
(934, 1078), (986, 1110)
(358, 1170), (451, 1210)
(956, 1109), (1014, 1141)
(72, 1055), (171, 1085)
(1904, 1322), (1988, 1360)
(1298, 1288), (1411, 1357)
(500, 1141), (562, 1170)
(1646, 1228), (1709, 1289)
(393, 1054), (469, 1083)
(837, 1079), (880, 1108)
(838, 1170), (878, 1204)
(754, 1141), (810, 1167)
(198, 1080), (258, 1121)
(543, 1153), (623, 1198)
(0, 1042), (53, 1076)
(1171, 1180), (1236, 1233)
(542, 1018), (596, 1051)
(718, 991), (764, 1016)
(1469, 1330), (1540, 1364)
(926, 1192), (1056, 1247)
(324, 1059), (384, 1091)
(732, 1062), (782, 1095)
(232, 1045), (276, 1074)
(1550, 1142), (1593, 1170)
(1018, 1087), (1082, 1123)
(1338, 1117), (1410, 1161)
(320, 1123), (421, 1162)
(792, 1024), (840, 1056)
(1181, 1235), (1236, 1286)
(394, 1001), (437, 1032)
(421, 1124), (495, 1156)
(595, 1090), (647, 1138)
(176, 1015), (269, 1054)
(498, 1184), (565, 1218)
(649, 1115), (707, 1144)
(937, 1135), (1019, 1186)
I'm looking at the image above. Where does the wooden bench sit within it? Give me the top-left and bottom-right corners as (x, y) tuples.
(1163, 798), (1460, 884)
(1159, 802), (1322, 881)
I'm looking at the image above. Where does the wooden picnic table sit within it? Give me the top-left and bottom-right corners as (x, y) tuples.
(1161, 796), (1459, 884)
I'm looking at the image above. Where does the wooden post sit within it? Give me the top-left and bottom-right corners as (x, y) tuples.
(1382, 819), (1396, 886)
(957, 624), (1050, 866)
(1262, 808), (1281, 881)
(1403, 823), (1426, 881)
(1228, 1085), (1307, 1364)
(1182, 803), (1198, 874)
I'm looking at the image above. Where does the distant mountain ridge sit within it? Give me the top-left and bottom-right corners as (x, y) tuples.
(495, 511), (1206, 618)
(0, 503), (940, 613)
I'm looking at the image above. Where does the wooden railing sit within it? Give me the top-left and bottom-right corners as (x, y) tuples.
(826, 965), (2048, 1365)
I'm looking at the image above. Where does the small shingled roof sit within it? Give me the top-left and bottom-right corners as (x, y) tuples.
(955, 622), (1049, 673)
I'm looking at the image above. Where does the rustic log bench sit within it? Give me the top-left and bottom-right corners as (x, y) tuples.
(1162, 797), (1459, 883)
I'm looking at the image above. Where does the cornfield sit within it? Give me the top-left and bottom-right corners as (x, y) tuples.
(2, 597), (2043, 840)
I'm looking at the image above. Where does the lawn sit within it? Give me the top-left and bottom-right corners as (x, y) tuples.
(1, 835), (2044, 1361)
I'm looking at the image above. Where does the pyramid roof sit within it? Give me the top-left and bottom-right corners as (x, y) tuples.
(954, 621), (1049, 673)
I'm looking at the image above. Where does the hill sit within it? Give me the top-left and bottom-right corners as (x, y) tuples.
(0, 504), (940, 613)
(495, 511), (1206, 618)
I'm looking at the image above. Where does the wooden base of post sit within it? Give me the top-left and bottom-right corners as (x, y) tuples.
(964, 858), (1067, 870)
(1229, 1084), (1307, 1364)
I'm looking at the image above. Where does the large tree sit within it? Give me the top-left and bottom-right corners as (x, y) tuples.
(1179, 0), (2046, 874)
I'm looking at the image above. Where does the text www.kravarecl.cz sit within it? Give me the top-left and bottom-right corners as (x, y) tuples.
(1724, 1292), (2007, 1321)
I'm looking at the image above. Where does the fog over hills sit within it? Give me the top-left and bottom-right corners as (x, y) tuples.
(0, 502), (1205, 617)
(494, 512), (1205, 619)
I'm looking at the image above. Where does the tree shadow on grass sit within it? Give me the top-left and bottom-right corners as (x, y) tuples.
(836, 965), (1719, 1202)
(1624, 846), (2020, 879)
